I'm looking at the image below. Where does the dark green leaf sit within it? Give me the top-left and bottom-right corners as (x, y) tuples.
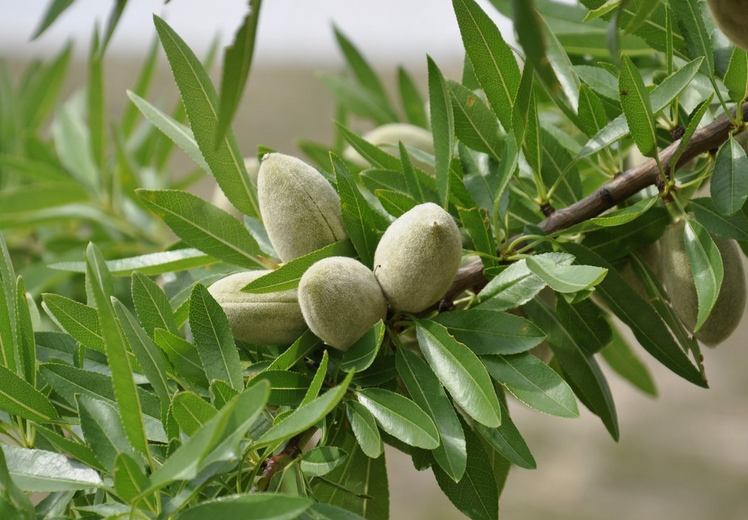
(711, 137), (748, 216)
(690, 197), (748, 241)
(474, 397), (536, 470)
(601, 322), (657, 396)
(171, 391), (218, 435)
(356, 388), (440, 449)
(301, 447), (349, 477)
(131, 271), (178, 337)
(176, 492), (310, 520)
(339, 321), (384, 373)
(724, 47), (748, 104)
(435, 309), (545, 355)
(427, 56), (455, 207)
(448, 80), (502, 159)
(683, 218), (724, 332)
(346, 400), (383, 459)
(77, 395), (138, 473)
(671, 0), (714, 75)
(619, 55), (658, 158)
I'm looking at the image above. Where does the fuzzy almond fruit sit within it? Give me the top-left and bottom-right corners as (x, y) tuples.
(257, 153), (346, 262)
(298, 257), (388, 351)
(660, 219), (746, 347)
(374, 202), (462, 312)
(208, 270), (307, 346)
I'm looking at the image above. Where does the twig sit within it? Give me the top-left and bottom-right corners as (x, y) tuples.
(252, 427), (316, 492)
(436, 102), (748, 309)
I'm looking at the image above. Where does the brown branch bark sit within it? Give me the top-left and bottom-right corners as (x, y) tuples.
(251, 427), (316, 492)
(439, 102), (748, 305)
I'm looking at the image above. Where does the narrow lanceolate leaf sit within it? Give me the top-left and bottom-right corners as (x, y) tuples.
(724, 48), (748, 104)
(113, 452), (147, 504)
(302, 351), (329, 406)
(154, 15), (259, 218)
(215, 0), (263, 146)
(601, 322), (657, 397)
(416, 320), (502, 428)
(0, 364), (59, 423)
(346, 400), (383, 459)
(256, 372), (354, 447)
(435, 309), (545, 355)
(452, 0), (520, 130)
(427, 56), (454, 207)
(127, 91), (209, 173)
(171, 391), (217, 435)
(683, 219), (724, 332)
(41, 293), (103, 352)
(154, 329), (208, 389)
(332, 155), (388, 268)
(15, 277), (36, 385)
(175, 494), (311, 520)
(690, 197), (748, 241)
(711, 137), (748, 216)
(474, 398), (536, 470)
(300, 446), (348, 477)
(433, 422), (499, 520)
(189, 284), (244, 391)
(86, 243), (149, 456)
(49, 248), (216, 277)
(619, 55), (658, 158)
(76, 395), (138, 473)
(398, 66), (429, 128)
(524, 298), (619, 440)
(145, 381), (269, 492)
(459, 207), (499, 271)
(131, 271), (177, 337)
(670, 0), (714, 75)
(448, 80), (502, 160)
(356, 388), (440, 450)
(249, 371), (311, 407)
(476, 259), (547, 310)
(483, 353), (579, 418)
(526, 254), (607, 293)
(112, 299), (171, 416)
(0, 232), (17, 372)
(2, 445), (103, 492)
(138, 189), (263, 269)
(396, 348), (466, 482)
(0, 446), (34, 519)
(562, 243), (706, 387)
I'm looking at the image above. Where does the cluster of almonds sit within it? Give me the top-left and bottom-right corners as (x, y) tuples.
(209, 152), (461, 351)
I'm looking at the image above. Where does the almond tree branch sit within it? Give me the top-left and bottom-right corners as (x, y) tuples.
(439, 102), (748, 306)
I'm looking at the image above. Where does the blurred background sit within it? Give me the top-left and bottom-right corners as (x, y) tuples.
(2, 1), (747, 519)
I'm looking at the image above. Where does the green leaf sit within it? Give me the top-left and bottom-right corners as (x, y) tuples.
(0, 446), (34, 520)
(215, 0), (263, 146)
(52, 102), (98, 190)
(433, 421), (498, 520)
(670, 0), (714, 75)
(483, 353), (579, 418)
(34, 425), (103, 472)
(435, 309), (545, 355)
(171, 391), (217, 435)
(579, 58), (702, 158)
(356, 388), (440, 449)
(121, 37), (159, 137)
(334, 27), (394, 116)
(145, 381), (269, 492)
(0, 183), (88, 220)
(375, 190), (418, 218)
(76, 394), (138, 473)
(581, 206), (670, 261)
(154, 15), (259, 218)
(241, 239), (356, 294)
(601, 322), (657, 396)
(427, 56), (455, 207)
(256, 371), (354, 447)
(711, 137), (748, 216)
(0, 232), (16, 373)
(474, 398), (536, 470)
(0, 363), (59, 423)
(577, 84), (609, 138)
(49, 248), (217, 277)
(562, 242), (705, 387)
(112, 299), (171, 417)
(211, 380), (240, 410)
(189, 283), (244, 391)
(41, 294), (105, 353)
(667, 93), (712, 169)
(335, 122), (401, 171)
(88, 32), (105, 171)
(339, 320), (384, 373)
(126, 91), (210, 173)
(398, 66), (428, 128)
(302, 351), (329, 406)
(21, 43), (71, 130)
(683, 218), (724, 332)
(86, 244), (150, 457)
(476, 259), (547, 309)
(619, 55), (658, 158)
(14, 278), (35, 385)
(249, 371), (313, 407)
(154, 328), (208, 389)
(447, 80), (502, 160)
(416, 320), (502, 428)
(138, 189), (263, 269)
(320, 74), (398, 125)
(524, 297), (619, 439)
(396, 348), (467, 482)
(526, 254), (607, 293)
(31, 0), (76, 39)
(113, 452), (147, 504)
(267, 328), (322, 371)
(131, 271), (178, 337)
(459, 207), (499, 270)
(690, 197), (748, 241)
(301, 447), (348, 477)
(332, 155), (388, 267)
(346, 400), (383, 459)
(453, 0), (520, 130)
(724, 47), (748, 104)
(1, 445), (102, 492)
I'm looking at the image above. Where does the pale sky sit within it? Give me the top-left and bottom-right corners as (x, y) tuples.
(0, 0), (516, 65)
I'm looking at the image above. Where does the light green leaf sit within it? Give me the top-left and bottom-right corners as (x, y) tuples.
(670, 0), (714, 75)
(113, 452), (147, 504)
(154, 328), (208, 389)
(131, 271), (178, 337)
(689, 197), (748, 241)
(711, 137), (748, 216)
(1, 445), (102, 492)
(138, 189), (263, 269)
(619, 55), (658, 158)
(435, 309), (545, 355)
(48, 248), (217, 277)
(356, 388), (440, 450)
(0, 446), (34, 520)
(448, 80), (502, 160)
(476, 259), (548, 310)
(171, 391), (217, 436)
(0, 363), (59, 423)
(300, 447), (348, 477)
(346, 401), (383, 459)
(683, 219), (724, 332)
(724, 47), (748, 104)
(398, 66), (429, 128)
(339, 321), (384, 374)
(76, 394), (138, 473)
(175, 494), (310, 520)
(526, 254), (607, 293)
(189, 283), (244, 391)
(416, 320), (502, 428)
(427, 56), (454, 207)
